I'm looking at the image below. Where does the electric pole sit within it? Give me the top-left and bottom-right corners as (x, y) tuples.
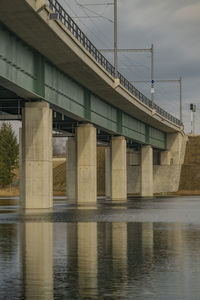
(179, 76), (182, 123)
(114, 0), (118, 78)
(151, 44), (154, 108)
(79, 2), (155, 107)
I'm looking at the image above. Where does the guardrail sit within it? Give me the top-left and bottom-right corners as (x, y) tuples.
(47, 0), (182, 126)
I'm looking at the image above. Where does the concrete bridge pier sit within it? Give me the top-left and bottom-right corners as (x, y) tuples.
(140, 145), (153, 197)
(105, 147), (111, 198)
(111, 136), (127, 200)
(66, 123), (97, 203)
(127, 149), (140, 195)
(20, 101), (53, 209)
(66, 137), (77, 200)
(67, 132), (128, 202)
(77, 124), (97, 203)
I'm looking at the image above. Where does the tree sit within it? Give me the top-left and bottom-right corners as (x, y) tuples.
(0, 122), (19, 187)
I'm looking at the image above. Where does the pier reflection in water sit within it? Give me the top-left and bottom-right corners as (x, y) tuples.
(1, 197), (200, 299)
(20, 222), (53, 299)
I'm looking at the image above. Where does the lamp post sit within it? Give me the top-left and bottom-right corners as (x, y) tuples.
(190, 104), (196, 134)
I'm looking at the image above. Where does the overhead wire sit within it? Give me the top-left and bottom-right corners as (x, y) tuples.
(118, 53), (151, 80)
(77, 4), (113, 23)
(74, 0), (152, 77)
(74, 0), (114, 49)
(64, 0), (155, 99)
(62, 0), (111, 48)
(155, 83), (180, 114)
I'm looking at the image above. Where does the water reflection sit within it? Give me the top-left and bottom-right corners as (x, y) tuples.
(1, 198), (200, 299)
(20, 222), (53, 299)
(77, 222), (98, 299)
(112, 223), (127, 275)
(142, 222), (154, 259)
(0, 224), (20, 299)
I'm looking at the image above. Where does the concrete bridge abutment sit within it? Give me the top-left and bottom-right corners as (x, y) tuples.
(126, 132), (187, 196)
(153, 132), (187, 193)
(20, 101), (53, 209)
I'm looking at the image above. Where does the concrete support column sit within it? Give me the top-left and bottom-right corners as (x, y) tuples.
(21, 101), (52, 209)
(77, 124), (97, 203)
(140, 145), (153, 197)
(66, 137), (77, 200)
(111, 136), (127, 200)
(127, 149), (140, 195)
(105, 147), (111, 198)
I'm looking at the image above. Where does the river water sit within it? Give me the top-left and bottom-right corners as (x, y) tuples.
(0, 196), (200, 299)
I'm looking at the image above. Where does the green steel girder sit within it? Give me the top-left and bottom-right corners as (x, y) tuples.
(34, 52), (45, 97)
(84, 89), (91, 121)
(0, 22), (166, 149)
(117, 110), (122, 134)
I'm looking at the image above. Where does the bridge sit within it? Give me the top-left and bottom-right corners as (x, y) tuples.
(0, 0), (185, 209)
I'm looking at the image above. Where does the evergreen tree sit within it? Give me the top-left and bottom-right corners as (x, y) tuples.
(0, 123), (19, 187)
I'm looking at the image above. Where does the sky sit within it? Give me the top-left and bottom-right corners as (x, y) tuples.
(4, 0), (200, 136)
(59, 0), (200, 133)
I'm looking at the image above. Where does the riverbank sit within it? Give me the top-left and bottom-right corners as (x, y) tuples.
(0, 158), (67, 197)
(0, 148), (106, 198)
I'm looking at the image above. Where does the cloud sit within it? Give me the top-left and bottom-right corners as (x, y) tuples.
(174, 3), (200, 23)
(61, 0), (200, 133)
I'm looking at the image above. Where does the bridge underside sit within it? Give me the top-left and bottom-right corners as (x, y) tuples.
(0, 85), (143, 153)
(0, 17), (181, 150)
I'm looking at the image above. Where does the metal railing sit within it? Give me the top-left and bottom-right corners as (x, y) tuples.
(47, 0), (182, 126)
